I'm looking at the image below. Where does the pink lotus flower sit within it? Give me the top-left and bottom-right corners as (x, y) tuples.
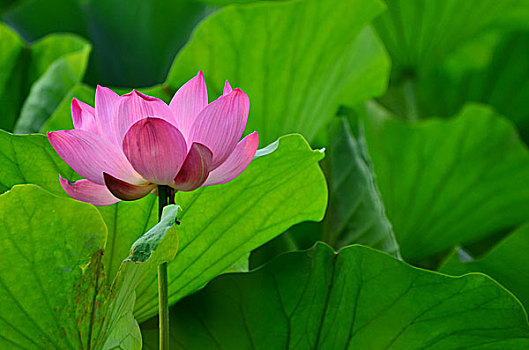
(48, 72), (259, 206)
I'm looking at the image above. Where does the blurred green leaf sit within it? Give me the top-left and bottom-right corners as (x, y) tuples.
(364, 104), (529, 263)
(0, 0), (17, 12)
(142, 243), (529, 349)
(0, 23), (90, 132)
(2, 0), (89, 37)
(25, 33), (89, 82)
(41, 83), (95, 132)
(0, 23), (24, 131)
(3, 0), (209, 87)
(166, 0), (389, 145)
(14, 34), (91, 133)
(441, 223), (529, 311)
(373, 0), (529, 81)
(417, 31), (529, 143)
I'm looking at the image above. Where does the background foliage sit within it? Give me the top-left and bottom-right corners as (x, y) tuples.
(2, 0), (529, 348)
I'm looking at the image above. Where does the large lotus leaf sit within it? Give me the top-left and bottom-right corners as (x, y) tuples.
(133, 135), (327, 321)
(2, 0), (208, 87)
(142, 242), (529, 349)
(417, 31), (529, 143)
(0, 23), (90, 132)
(165, 0), (390, 145)
(0, 185), (179, 349)
(0, 130), (328, 322)
(373, 0), (529, 81)
(364, 104), (529, 263)
(0, 185), (107, 348)
(440, 223), (529, 311)
(0, 130), (79, 193)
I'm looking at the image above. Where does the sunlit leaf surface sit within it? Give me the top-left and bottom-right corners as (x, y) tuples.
(166, 0), (389, 145)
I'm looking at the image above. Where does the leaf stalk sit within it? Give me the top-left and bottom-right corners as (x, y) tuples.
(157, 185), (171, 350)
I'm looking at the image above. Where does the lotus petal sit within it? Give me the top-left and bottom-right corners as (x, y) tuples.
(103, 172), (156, 201)
(204, 132), (259, 186)
(122, 117), (187, 184)
(189, 88), (249, 168)
(174, 142), (212, 191)
(59, 175), (120, 206)
(169, 71), (208, 139)
(48, 129), (143, 185)
(114, 90), (176, 142)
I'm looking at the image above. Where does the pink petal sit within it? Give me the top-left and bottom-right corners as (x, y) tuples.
(189, 88), (249, 169)
(169, 71), (208, 139)
(173, 143), (212, 191)
(95, 85), (120, 144)
(114, 90), (176, 142)
(72, 98), (99, 135)
(204, 132), (259, 186)
(59, 175), (120, 206)
(104, 172), (156, 201)
(223, 80), (232, 95)
(122, 117), (187, 184)
(48, 130), (143, 186)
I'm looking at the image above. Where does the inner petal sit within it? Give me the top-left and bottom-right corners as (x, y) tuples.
(122, 117), (187, 184)
(173, 142), (213, 191)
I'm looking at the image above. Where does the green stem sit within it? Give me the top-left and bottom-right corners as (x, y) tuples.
(157, 185), (169, 350)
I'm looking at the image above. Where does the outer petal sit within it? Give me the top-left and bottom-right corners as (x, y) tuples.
(203, 131), (259, 186)
(72, 98), (99, 134)
(189, 88), (249, 168)
(223, 80), (232, 95)
(169, 71), (208, 139)
(95, 85), (120, 143)
(173, 143), (212, 191)
(114, 90), (176, 142)
(122, 117), (187, 184)
(59, 175), (120, 206)
(104, 173), (156, 201)
(48, 130), (143, 186)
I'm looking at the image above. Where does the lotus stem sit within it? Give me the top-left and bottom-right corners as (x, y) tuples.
(157, 185), (170, 350)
